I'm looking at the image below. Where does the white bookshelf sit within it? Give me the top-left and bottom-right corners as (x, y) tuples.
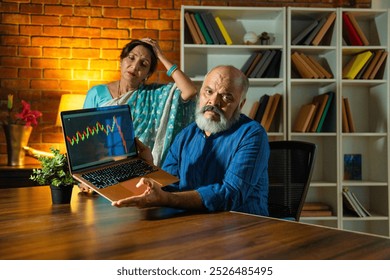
(181, 6), (390, 237)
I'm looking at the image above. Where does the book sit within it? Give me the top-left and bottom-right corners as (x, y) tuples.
(246, 53), (263, 77)
(342, 50), (373, 79)
(184, 12), (202, 44)
(342, 98), (350, 133)
(361, 49), (384, 79)
(248, 101), (259, 119)
(260, 94), (275, 127)
(200, 12), (219, 44)
(194, 12), (213, 44)
(300, 53), (324, 78)
(255, 49), (277, 78)
(302, 202), (332, 211)
(316, 91), (334, 132)
(306, 55), (333, 79)
(240, 53), (258, 75)
(369, 50), (388, 79)
(263, 93), (281, 131)
(206, 12), (226, 44)
(342, 12), (363, 46)
(342, 187), (370, 217)
(355, 50), (376, 79)
(298, 53), (321, 78)
(311, 12), (336, 46)
(254, 94), (270, 124)
(346, 12), (369, 46)
(291, 51), (315, 78)
(250, 50), (271, 78)
(342, 188), (365, 217)
(344, 154), (362, 180)
(343, 97), (355, 132)
(309, 93), (329, 132)
(263, 50), (281, 78)
(190, 13), (206, 44)
(214, 16), (233, 45)
(303, 15), (327, 45)
(301, 210), (333, 217)
(293, 103), (316, 132)
(291, 19), (318, 45)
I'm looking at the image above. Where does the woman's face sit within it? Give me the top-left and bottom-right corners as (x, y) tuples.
(120, 45), (152, 86)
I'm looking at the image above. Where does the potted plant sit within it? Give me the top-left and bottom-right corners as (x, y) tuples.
(30, 147), (77, 204)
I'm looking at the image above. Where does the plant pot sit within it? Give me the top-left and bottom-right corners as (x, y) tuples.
(3, 124), (33, 166)
(50, 184), (74, 204)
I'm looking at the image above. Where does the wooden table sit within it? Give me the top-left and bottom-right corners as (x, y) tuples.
(1, 186), (390, 260)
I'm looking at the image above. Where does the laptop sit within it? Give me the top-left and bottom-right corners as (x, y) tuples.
(60, 104), (179, 202)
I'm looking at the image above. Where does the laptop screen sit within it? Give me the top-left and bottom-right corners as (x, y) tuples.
(61, 105), (137, 172)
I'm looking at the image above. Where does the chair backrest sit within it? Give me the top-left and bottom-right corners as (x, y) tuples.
(268, 140), (317, 221)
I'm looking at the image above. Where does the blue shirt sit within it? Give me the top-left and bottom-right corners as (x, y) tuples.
(162, 114), (269, 216)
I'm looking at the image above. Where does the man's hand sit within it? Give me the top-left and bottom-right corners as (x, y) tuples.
(111, 177), (167, 208)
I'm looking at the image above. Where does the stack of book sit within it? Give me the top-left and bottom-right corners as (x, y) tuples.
(301, 202), (333, 217)
(241, 50), (282, 78)
(342, 49), (388, 80)
(342, 187), (371, 217)
(184, 11), (232, 45)
(291, 52), (333, 79)
(342, 12), (369, 46)
(292, 91), (334, 133)
(248, 93), (281, 132)
(291, 11), (336, 46)
(342, 97), (355, 132)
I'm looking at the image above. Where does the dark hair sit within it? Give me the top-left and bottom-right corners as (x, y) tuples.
(119, 40), (158, 75)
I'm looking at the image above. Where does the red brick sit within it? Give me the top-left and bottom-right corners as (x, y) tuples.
(20, 25), (43, 36)
(74, 6), (103, 17)
(32, 37), (61, 47)
(60, 59), (89, 69)
(147, 0), (173, 9)
(1, 57), (30, 67)
(61, 37), (90, 48)
(0, 46), (17, 56)
(31, 58), (59, 68)
(146, 20), (172, 30)
(60, 80), (89, 91)
(132, 9), (159, 19)
(1, 2), (19, 12)
(2, 79), (29, 89)
(72, 48), (100, 59)
(45, 5), (73, 15)
(0, 25), (18, 35)
(102, 49), (124, 60)
(61, 16), (89, 26)
(19, 68), (43, 79)
(44, 69), (72, 79)
(91, 0), (118, 7)
(119, 0), (145, 8)
(101, 29), (129, 39)
(73, 27), (101, 37)
(90, 18), (117, 28)
(103, 7), (131, 18)
(132, 29), (158, 39)
(43, 26), (73, 36)
(90, 59), (118, 70)
(102, 70), (121, 81)
(31, 79), (60, 90)
(31, 15), (60, 25)
(118, 19), (145, 29)
(0, 68), (18, 78)
(2, 14), (30, 24)
(160, 9), (181, 20)
(74, 70), (102, 80)
(43, 47), (71, 58)
(20, 3), (44, 14)
(19, 47), (42, 57)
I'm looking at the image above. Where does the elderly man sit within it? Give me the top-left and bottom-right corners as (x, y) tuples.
(112, 65), (269, 216)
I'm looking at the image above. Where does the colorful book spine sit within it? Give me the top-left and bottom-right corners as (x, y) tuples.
(215, 16), (233, 45)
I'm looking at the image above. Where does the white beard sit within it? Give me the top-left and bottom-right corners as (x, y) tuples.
(195, 105), (241, 134)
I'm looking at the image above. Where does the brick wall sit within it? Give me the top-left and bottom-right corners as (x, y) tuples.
(0, 0), (371, 164)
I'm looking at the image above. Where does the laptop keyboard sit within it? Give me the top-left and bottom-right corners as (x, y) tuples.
(81, 159), (157, 189)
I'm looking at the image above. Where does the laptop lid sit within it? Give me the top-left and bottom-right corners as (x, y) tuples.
(61, 104), (137, 173)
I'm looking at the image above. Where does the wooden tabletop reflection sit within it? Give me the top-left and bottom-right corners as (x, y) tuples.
(1, 186), (390, 260)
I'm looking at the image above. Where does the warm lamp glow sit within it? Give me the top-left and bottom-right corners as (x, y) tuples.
(56, 94), (86, 126)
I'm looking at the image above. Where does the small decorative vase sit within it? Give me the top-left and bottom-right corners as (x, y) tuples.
(50, 184), (74, 204)
(3, 124), (33, 166)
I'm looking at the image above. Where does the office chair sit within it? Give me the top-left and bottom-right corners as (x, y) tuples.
(268, 140), (317, 221)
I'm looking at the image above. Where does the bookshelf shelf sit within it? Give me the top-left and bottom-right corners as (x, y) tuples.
(182, 6), (389, 237)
